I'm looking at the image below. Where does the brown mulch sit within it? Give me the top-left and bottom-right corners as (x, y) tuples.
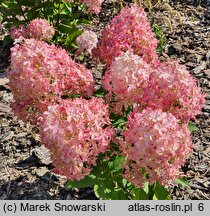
(0, 0), (210, 200)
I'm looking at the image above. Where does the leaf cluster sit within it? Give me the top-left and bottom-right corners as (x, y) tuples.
(0, 0), (91, 50)
(152, 24), (167, 54)
(66, 153), (176, 200)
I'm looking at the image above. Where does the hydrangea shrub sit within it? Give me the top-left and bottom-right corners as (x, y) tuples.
(27, 18), (55, 41)
(92, 5), (159, 68)
(140, 61), (206, 122)
(9, 25), (28, 41)
(8, 39), (94, 124)
(119, 108), (192, 187)
(6, 3), (206, 200)
(10, 18), (55, 41)
(39, 98), (114, 180)
(76, 30), (98, 54)
(102, 50), (152, 114)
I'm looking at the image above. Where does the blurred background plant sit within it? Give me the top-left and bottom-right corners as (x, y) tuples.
(0, 0), (92, 50)
(0, 0), (175, 55)
(152, 24), (166, 54)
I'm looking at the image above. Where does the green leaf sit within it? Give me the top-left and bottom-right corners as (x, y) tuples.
(108, 155), (125, 173)
(66, 156), (126, 200)
(18, 0), (35, 6)
(110, 114), (127, 128)
(152, 24), (167, 55)
(188, 122), (199, 132)
(143, 182), (156, 200)
(153, 182), (170, 200)
(131, 188), (148, 200)
(94, 87), (107, 98)
(112, 187), (126, 200)
(175, 177), (190, 188)
(122, 179), (128, 187)
(143, 182), (149, 194)
(66, 174), (96, 189)
(64, 29), (83, 46)
(93, 158), (127, 200)
(58, 23), (75, 34)
(113, 118), (127, 128)
(1, 2), (9, 8)
(3, 35), (12, 45)
(94, 183), (126, 200)
(62, 0), (72, 13)
(93, 165), (115, 200)
(94, 182), (113, 200)
(77, 18), (91, 25)
(53, 13), (72, 21)
(76, 54), (84, 61)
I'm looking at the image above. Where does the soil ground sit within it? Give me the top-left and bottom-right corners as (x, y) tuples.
(0, 0), (210, 199)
